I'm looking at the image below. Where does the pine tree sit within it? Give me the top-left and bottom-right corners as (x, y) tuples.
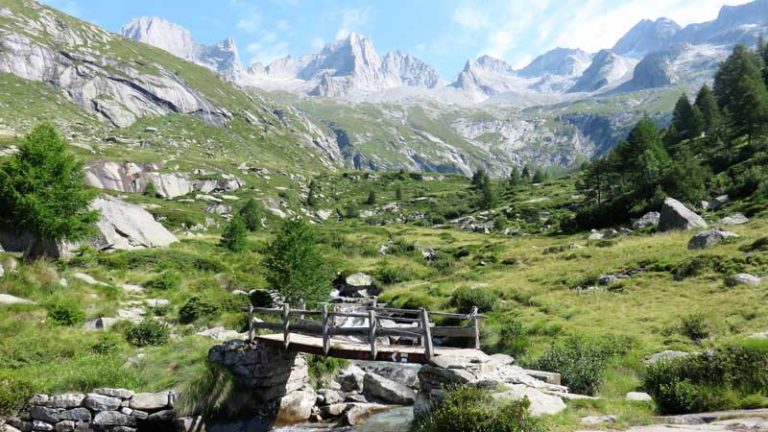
(508, 167), (522, 187)
(478, 177), (496, 211)
(238, 198), (261, 232)
(395, 185), (403, 201)
(471, 168), (488, 190)
(714, 45), (768, 142)
(531, 169), (547, 184)
(671, 94), (704, 142)
(0, 123), (98, 258)
(262, 218), (331, 305)
(143, 181), (159, 198)
(612, 117), (670, 199)
(694, 85), (722, 134)
(365, 189), (376, 205)
(664, 146), (710, 205)
(521, 165), (531, 181)
(306, 179), (318, 207)
(220, 216), (248, 252)
(730, 72), (768, 144)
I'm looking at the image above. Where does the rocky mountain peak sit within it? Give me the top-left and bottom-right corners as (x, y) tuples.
(517, 47), (593, 78)
(568, 49), (633, 93)
(381, 50), (442, 89)
(473, 55), (516, 74)
(613, 17), (681, 58)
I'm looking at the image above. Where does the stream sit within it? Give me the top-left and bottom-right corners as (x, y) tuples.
(272, 406), (414, 432)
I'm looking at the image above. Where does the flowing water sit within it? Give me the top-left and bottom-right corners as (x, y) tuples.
(271, 406), (414, 432)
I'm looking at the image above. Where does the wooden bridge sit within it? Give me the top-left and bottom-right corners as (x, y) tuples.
(247, 301), (485, 364)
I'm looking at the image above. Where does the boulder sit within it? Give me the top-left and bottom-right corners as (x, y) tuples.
(29, 394), (49, 405)
(360, 362), (420, 389)
(93, 411), (136, 428)
(632, 211), (660, 230)
(626, 392), (653, 403)
(31, 421), (53, 431)
(91, 196), (178, 250)
(129, 392), (170, 410)
(317, 389), (344, 406)
(725, 273), (762, 288)
(58, 408), (91, 422)
(581, 415), (617, 425)
(493, 385), (566, 416)
(721, 213), (749, 225)
(29, 406), (59, 423)
(343, 403), (390, 426)
(73, 272), (108, 286)
(339, 364), (366, 392)
(84, 393), (122, 411)
(94, 388), (135, 399)
(146, 410), (176, 423)
(0, 294), (35, 305)
(82, 317), (118, 331)
(363, 372), (416, 405)
(707, 194), (730, 211)
(320, 403), (348, 418)
(688, 228), (738, 250)
(274, 389), (316, 425)
(196, 327), (244, 341)
(644, 350), (690, 365)
(659, 198), (708, 232)
(53, 421), (75, 432)
(47, 393), (85, 409)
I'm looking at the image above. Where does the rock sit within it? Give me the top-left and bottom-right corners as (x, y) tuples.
(316, 209), (333, 221)
(1, 424), (22, 432)
(644, 350), (690, 365)
(195, 194), (221, 203)
(53, 421), (75, 432)
(93, 411), (136, 428)
(121, 284), (145, 294)
(339, 273), (377, 297)
(30, 421), (53, 432)
(688, 228), (738, 250)
(708, 194), (730, 211)
(659, 198), (708, 232)
(29, 394), (49, 405)
(95, 388), (135, 399)
(318, 389), (345, 406)
(360, 362), (420, 389)
(58, 408), (91, 422)
(204, 203), (231, 215)
(632, 211), (660, 229)
(320, 403), (348, 418)
(73, 273), (108, 286)
(493, 385), (566, 416)
(91, 196), (178, 250)
(117, 307), (146, 323)
(129, 392), (170, 410)
(626, 392), (653, 403)
(725, 273), (762, 288)
(84, 393), (122, 411)
(598, 274), (620, 286)
(343, 403), (390, 426)
(196, 327), (244, 341)
(82, 317), (118, 331)
(47, 393), (85, 409)
(588, 231), (604, 241)
(363, 372), (416, 405)
(275, 389), (316, 425)
(581, 415), (617, 425)
(721, 213), (749, 225)
(29, 406), (60, 423)
(146, 410), (175, 423)
(0, 294), (35, 305)
(145, 298), (170, 308)
(339, 365), (366, 392)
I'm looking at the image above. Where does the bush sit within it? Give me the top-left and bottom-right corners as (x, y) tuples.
(143, 181), (159, 197)
(644, 340), (768, 414)
(145, 270), (182, 291)
(125, 319), (169, 347)
(177, 363), (237, 418)
(680, 314), (711, 342)
(307, 355), (348, 387)
(497, 318), (529, 357)
(410, 386), (545, 432)
(530, 335), (635, 395)
(376, 263), (414, 285)
(0, 373), (34, 415)
(47, 298), (86, 326)
(179, 296), (220, 324)
(238, 198), (262, 232)
(450, 287), (498, 313)
(220, 216), (248, 252)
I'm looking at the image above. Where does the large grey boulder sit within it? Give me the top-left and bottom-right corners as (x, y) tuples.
(688, 228), (738, 250)
(626, 392), (653, 403)
(91, 196), (178, 250)
(274, 389), (316, 425)
(343, 403), (390, 426)
(632, 211), (660, 230)
(659, 198), (708, 232)
(58, 408), (91, 422)
(493, 385), (566, 416)
(363, 372), (416, 405)
(721, 213), (749, 225)
(338, 364), (366, 392)
(29, 406), (59, 423)
(0, 293), (35, 305)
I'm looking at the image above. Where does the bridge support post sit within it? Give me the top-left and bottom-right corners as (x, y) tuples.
(471, 306), (480, 350)
(322, 303), (330, 356)
(248, 304), (254, 342)
(421, 308), (434, 361)
(282, 303), (290, 350)
(368, 310), (378, 360)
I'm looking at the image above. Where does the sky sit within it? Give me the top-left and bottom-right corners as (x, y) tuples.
(42, 0), (752, 79)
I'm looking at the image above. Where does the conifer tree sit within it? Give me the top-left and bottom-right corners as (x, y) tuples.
(694, 85), (722, 134)
(143, 181), (159, 198)
(238, 198), (261, 232)
(671, 94), (704, 142)
(714, 45), (768, 142)
(220, 216), (248, 252)
(395, 184), (403, 201)
(306, 179), (318, 207)
(365, 189), (376, 205)
(508, 166), (522, 187)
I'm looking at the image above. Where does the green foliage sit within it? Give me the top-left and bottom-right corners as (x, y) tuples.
(307, 355), (348, 387)
(143, 181), (159, 198)
(395, 184), (403, 201)
(220, 216), (248, 252)
(508, 166), (523, 187)
(125, 319), (169, 347)
(177, 362), (236, 418)
(714, 45), (768, 142)
(46, 297), (86, 326)
(450, 287), (498, 313)
(0, 123), (98, 257)
(531, 169), (547, 184)
(365, 189), (377, 205)
(307, 179), (318, 207)
(98, 249), (225, 273)
(644, 341), (768, 414)
(680, 314), (711, 342)
(262, 218), (332, 306)
(410, 386), (545, 432)
(530, 335), (635, 395)
(496, 318), (529, 357)
(376, 262), (414, 285)
(0, 372), (34, 415)
(694, 85), (721, 134)
(146, 270), (182, 291)
(670, 93), (704, 143)
(238, 198), (261, 232)
(179, 296), (220, 324)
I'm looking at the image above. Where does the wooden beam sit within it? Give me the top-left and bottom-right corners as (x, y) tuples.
(421, 308), (434, 361)
(368, 310), (377, 359)
(322, 303), (330, 356)
(471, 306), (480, 350)
(283, 303), (290, 350)
(248, 304), (254, 342)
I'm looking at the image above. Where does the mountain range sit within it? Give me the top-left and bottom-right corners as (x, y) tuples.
(124, 1), (768, 103)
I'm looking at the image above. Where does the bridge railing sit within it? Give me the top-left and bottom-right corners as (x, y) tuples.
(247, 301), (484, 361)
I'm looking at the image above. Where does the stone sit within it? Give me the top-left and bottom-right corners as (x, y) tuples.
(493, 386), (566, 416)
(363, 372), (416, 405)
(274, 389), (316, 425)
(344, 273), (375, 289)
(320, 403), (348, 418)
(47, 393), (85, 409)
(72, 273), (108, 286)
(339, 365), (366, 392)
(1, 425), (22, 432)
(29, 406), (59, 423)
(659, 198), (708, 232)
(0, 294), (35, 305)
(127, 410), (148, 421)
(58, 408), (91, 422)
(644, 350), (690, 365)
(588, 231), (604, 241)
(708, 194), (730, 211)
(626, 392), (653, 403)
(145, 298), (170, 308)
(598, 274), (620, 286)
(117, 308), (146, 323)
(725, 273), (762, 288)
(721, 213), (749, 225)
(688, 228), (739, 250)
(343, 403), (390, 426)
(196, 327), (244, 341)
(146, 410), (175, 423)
(90, 196), (178, 250)
(632, 211), (660, 230)
(360, 362), (420, 389)
(54, 421), (75, 432)
(84, 393), (122, 411)
(93, 411), (136, 428)
(82, 317), (118, 331)
(129, 392), (170, 410)
(581, 415), (617, 425)
(121, 284), (144, 294)
(316, 209), (333, 221)
(29, 395), (49, 405)
(318, 389), (345, 406)
(30, 421), (53, 431)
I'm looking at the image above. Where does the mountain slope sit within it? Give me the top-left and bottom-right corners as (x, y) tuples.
(612, 18), (681, 58)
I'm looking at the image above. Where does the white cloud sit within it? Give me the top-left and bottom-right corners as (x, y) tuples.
(334, 7), (372, 40)
(247, 31), (291, 65)
(452, 3), (490, 30)
(236, 11), (262, 34)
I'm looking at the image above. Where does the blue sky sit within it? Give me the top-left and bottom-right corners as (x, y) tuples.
(42, 0), (750, 79)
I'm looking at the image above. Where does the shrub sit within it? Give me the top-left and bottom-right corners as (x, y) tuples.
(143, 181), (159, 197)
(179, 296), (220, 324)
(238, 198), (262, 232)
(46, 298), (86, 326)
(450, 287), (498, 313)
(680, 314), (711, 342)
(376, 263), (413, 285)
(220, 216), (248, 252)
(125, 319), (169, 347)
(410, 386), (545, 432)
(307, 355), (348, 387)
(145, 270), (182, 291)
(644, 340), (768, 414)
(530, 335), (635, 395)
(497, 318), (529, 357)
(177, 363), (237, 418)
(0, 373), (34, 415)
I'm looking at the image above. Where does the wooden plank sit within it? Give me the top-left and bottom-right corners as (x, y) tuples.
(369, 310), (377, 359)
(282, 304), (290, 349)
(322, 304), (330, 356)
(371, 307), (423, 315)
